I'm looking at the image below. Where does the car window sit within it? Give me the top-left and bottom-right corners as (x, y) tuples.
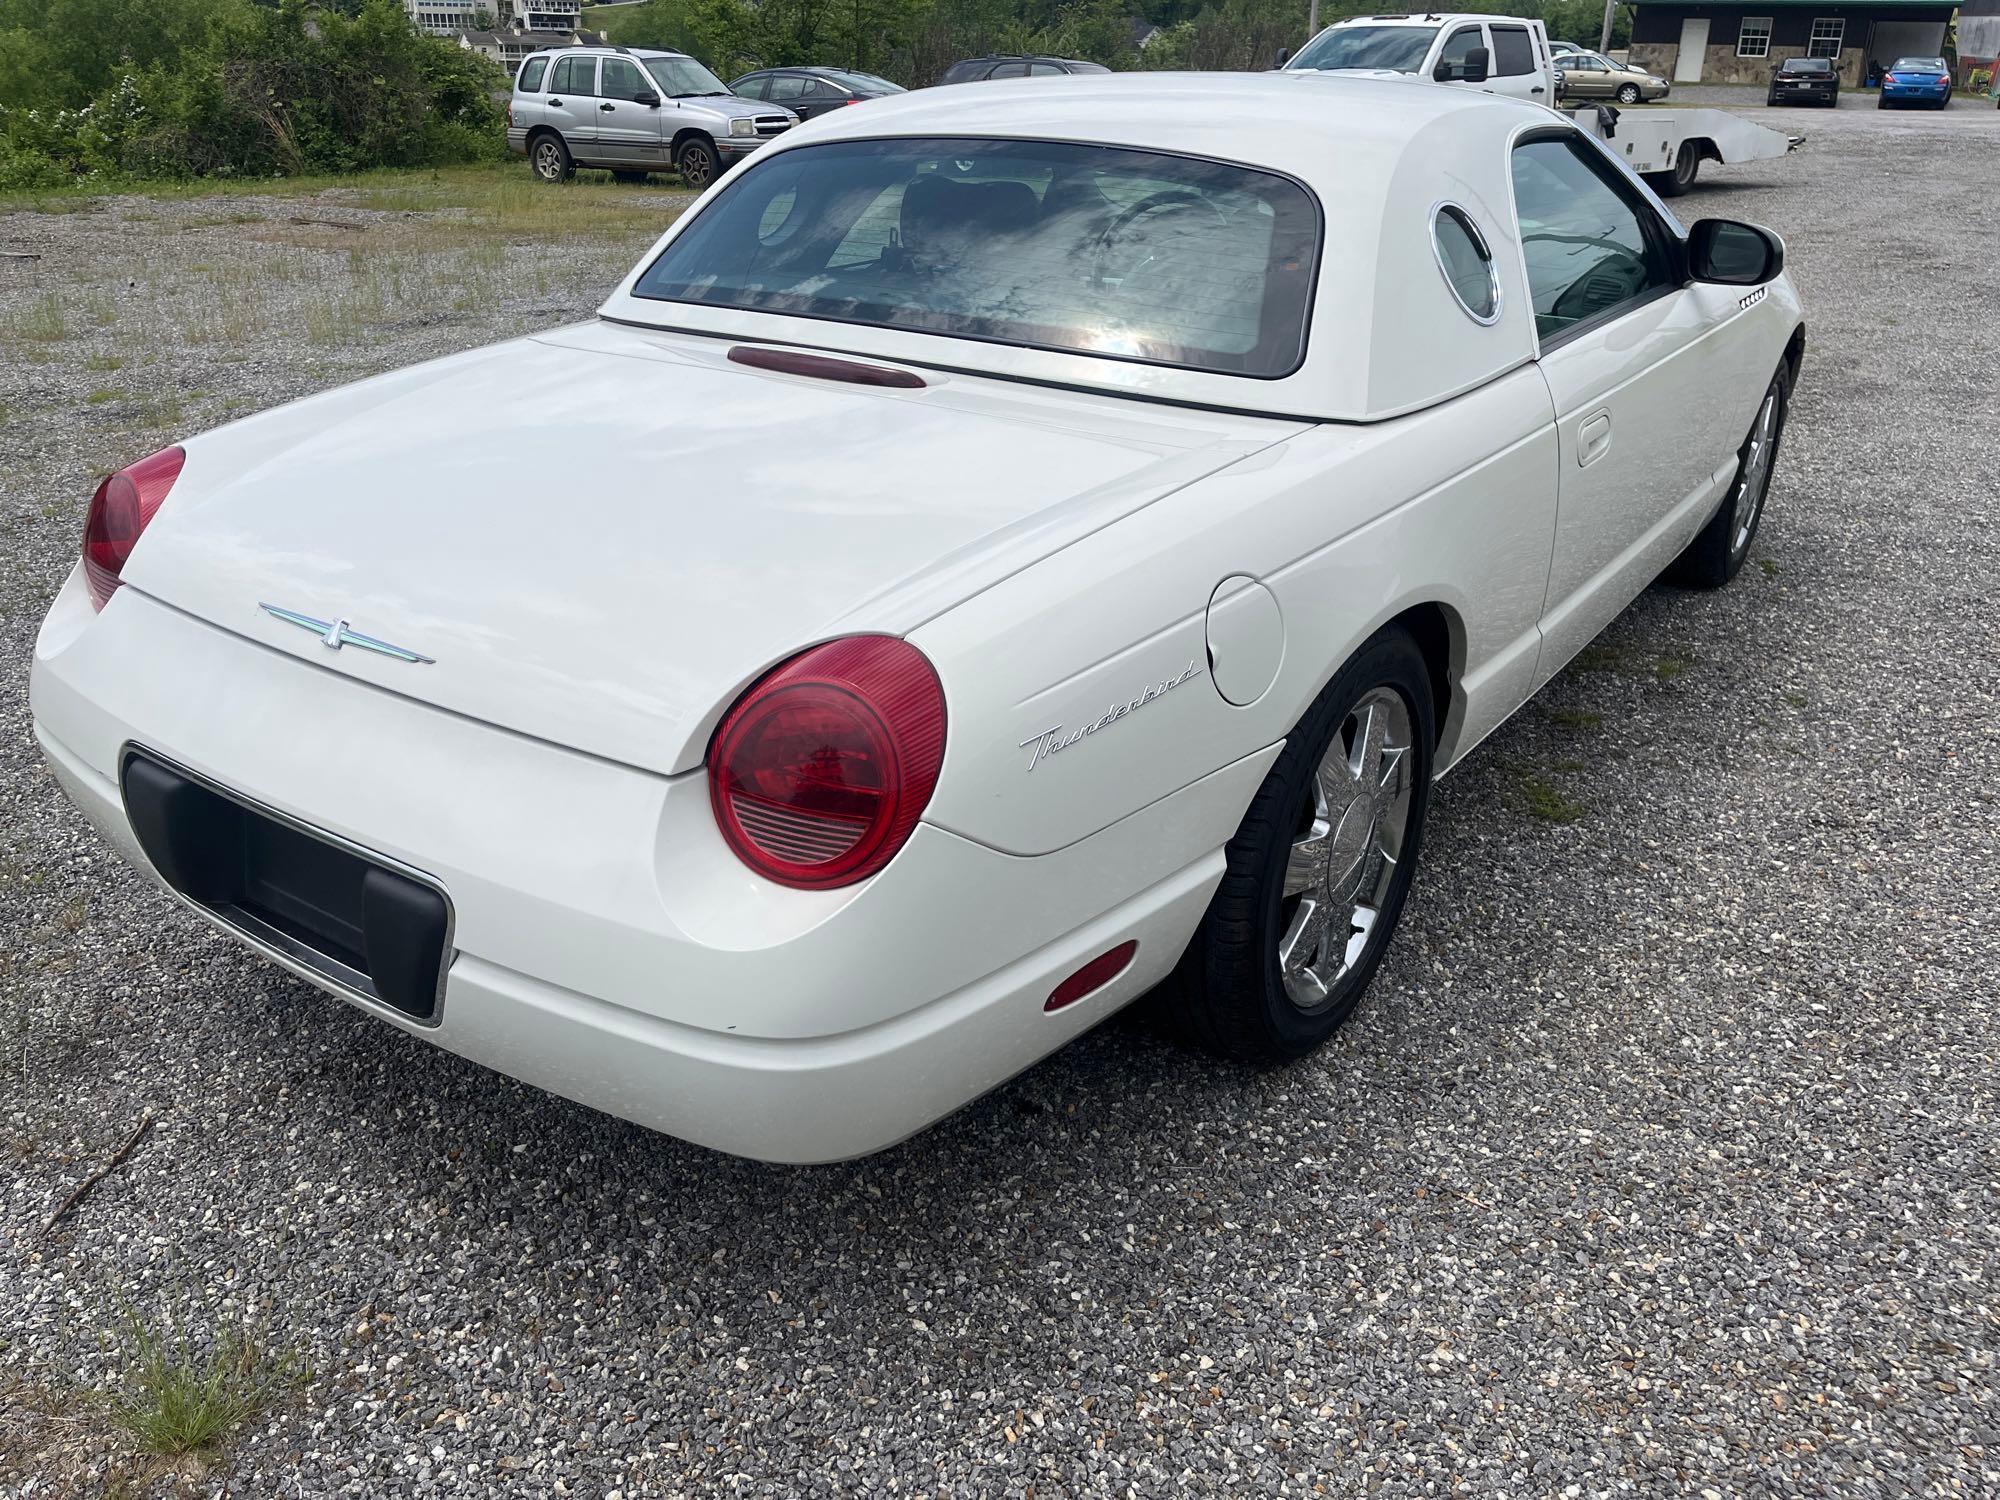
(734, 73), (769, 99)
(1070, 61), (1111, 73)
(1029, 62), (1066, 75)
(600, 57), (651, 101)
(550, 55), (597, 95)
(634, 137), (1321, 378)
(805, 78), (843, 98)
(1437, 27), (1486, 69)
(1432, 204), (1498, 322)
(518, 57), (549, 93)
(1290, 25), (1438, 72)
(1510, 136), (1673, 342)
(1490, 26), (1535, 76)
(768, 75), (806, 100)
(987, 61), (1028, 77)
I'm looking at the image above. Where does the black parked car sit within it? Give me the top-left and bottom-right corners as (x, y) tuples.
(730, 67), (905, 119)
(1767, 56), (1840, 106)
(936, 55), (1111, 84)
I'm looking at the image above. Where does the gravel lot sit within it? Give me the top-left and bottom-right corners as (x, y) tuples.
(4, 105), (1997, 1497)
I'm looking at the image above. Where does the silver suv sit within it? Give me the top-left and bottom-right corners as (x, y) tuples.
(508, 47), (797, 189)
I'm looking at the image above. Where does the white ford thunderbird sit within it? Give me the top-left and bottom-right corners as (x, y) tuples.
(31, 75), (1803, 1161)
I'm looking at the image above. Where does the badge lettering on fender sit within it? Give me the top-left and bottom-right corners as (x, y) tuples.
(1018, 661), (1201, 772)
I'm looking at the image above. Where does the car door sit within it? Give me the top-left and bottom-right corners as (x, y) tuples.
(765, 73), (810, 116)
(1485, 22), (1550, 101)
(596, 55), (665, 164)
(797, 77), (852, 118)
(1513, 131), (1743, 683)
(544, 53), (599, 151)
(1565, 55), (1612, 98)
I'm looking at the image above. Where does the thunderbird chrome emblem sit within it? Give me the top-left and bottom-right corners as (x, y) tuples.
(259, 603), (434, 664)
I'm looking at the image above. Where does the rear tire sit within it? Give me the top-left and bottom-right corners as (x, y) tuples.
(1651, 140), (1700, 196)
(675, 136), (719, 189)
(1673, 364), (1790, 588)
(1167, 627), (1436, 1063)
(530, 133), (573, 183)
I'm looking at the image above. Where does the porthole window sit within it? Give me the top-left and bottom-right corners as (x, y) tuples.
(1431, 203), (1501, 325)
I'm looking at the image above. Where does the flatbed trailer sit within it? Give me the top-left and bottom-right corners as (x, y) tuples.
(1566, 103), (1801, 196)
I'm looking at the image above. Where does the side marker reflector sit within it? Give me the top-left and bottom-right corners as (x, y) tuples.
(1045, 940), (1138, 1013)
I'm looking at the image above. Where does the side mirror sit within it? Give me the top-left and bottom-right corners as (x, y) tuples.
(1689, 219), (1785, 285)
(1275, 46), (1291, 68)
(1434, 47), (1490, 83)
(634, 90), (661, 108)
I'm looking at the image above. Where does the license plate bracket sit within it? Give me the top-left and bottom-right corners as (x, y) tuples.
(120, 749), (452, 1023)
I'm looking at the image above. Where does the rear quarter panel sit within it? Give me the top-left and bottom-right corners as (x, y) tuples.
(913, 367), (1559, 856)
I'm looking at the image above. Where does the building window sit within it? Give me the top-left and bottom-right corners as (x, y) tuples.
(1737, 16), (1773, 58)
(1807, 18), (1845, 57)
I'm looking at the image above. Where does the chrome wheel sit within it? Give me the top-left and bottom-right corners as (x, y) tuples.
(1617, 83), (1641, 103)
(1278, 687), (1415, 1012)
(533, 140), (565, 181)
(1732, 388), (1780, 556)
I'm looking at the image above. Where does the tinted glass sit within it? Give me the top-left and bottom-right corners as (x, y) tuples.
(518, 57), (549, 92)
(551, 55), (595, 94)
(600, 57), (651, 101)
(1029, 61), (1066, 75)
(634, 137), (1320, 377)
(1070, 61), (1111, 73)
(1289, 25), (1438, 72)
(1490, 26), (1535, 75)
(733, 73), (769, 99)
(987, 61), (1028, 77)
(768, 75), (807, 100)
(1510, 138), (1670, 340)
(1891, 57), (1946, 70)
(1433, 205), (1497, 320)
(1438, 27), (1486, 68)
(1781, 58), (1832, 73)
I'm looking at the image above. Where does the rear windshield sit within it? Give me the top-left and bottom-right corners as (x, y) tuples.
(632, 137), (1320, 378)
(1783, 58), (1833, 72)
(1891, 57), (1945, 70)
(1288, 25), (1438, 73)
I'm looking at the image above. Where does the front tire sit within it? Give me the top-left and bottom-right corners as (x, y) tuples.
(1617, 83), (1642, 103)
(675, 136), (719, 190)
(1168, 628), (1436, 1062)
(1673, 365), (1790, 588)
(530, 133), (573, 183)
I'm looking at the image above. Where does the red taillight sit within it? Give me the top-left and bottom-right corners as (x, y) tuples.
(1045, 941), (1138, 1012)
(709, 636), (946, 889)
(82, 445), (184, 611)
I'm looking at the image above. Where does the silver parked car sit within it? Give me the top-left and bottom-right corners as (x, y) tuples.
(507, 47), (797, 188)
(1555, 51), (1671, 103)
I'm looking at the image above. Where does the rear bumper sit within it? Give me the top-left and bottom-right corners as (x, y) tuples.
(31, 572), (1267, 1161)
(1880, 81), (1949, 99)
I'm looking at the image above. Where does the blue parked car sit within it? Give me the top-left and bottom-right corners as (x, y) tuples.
(1879, 56), (1953, 109)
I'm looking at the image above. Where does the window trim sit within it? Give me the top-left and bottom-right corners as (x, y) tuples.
(1806, 17), (1845, 58)
(1507, 127), (1684, 356)
(1736, 16), (1773, 59)
(1430, 201), (1503, 326)
(1488, 24), (1537, 78)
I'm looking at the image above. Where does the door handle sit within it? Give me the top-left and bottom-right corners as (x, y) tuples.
(547, 97), (562, 106)
(1531, 85), (1545, 93)
(1578, 410), (1613, 467)
(599, 102), (616, 111)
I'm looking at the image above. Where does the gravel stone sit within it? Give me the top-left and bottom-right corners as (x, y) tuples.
(2, 102), (1996, 1495)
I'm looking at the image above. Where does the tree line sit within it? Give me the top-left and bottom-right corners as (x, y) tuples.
(0, 0), (1630, 189)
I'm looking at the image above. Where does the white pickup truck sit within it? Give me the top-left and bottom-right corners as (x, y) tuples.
(1281, 12), (1798, 196)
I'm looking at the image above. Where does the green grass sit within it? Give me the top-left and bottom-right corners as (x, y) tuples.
(110, 1315), (290, 1462)
(85, 388), (121, 405)
(1653, 650), (1698, 683)
(1547, 706), (1604, 731)
(1757, 557), (1780, 578)
(1510, 768), (1586, 824)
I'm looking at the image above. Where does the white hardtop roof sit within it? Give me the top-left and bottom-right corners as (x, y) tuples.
(600, 72), (1569, 422)
(1328, 12), (1540, 25)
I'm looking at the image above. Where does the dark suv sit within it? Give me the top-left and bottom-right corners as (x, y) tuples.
(936, 55), (1111, 84)
(1767, 56), (1839, 107)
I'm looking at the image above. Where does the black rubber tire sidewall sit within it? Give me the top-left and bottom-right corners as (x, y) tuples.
(1172, 627), (1437, 1063)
